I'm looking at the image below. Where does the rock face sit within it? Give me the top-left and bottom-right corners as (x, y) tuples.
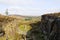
(27, 13), (60, 40)
(41, 14), (60, 40)
(26, 21), (43, 40)
(41, 15), (57, 40)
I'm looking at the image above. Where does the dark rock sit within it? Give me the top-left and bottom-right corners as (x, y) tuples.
(40, 15), (60, 40)
(26, 14), (60, 40)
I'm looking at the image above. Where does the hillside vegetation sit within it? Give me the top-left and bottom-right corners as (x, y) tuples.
(0, 12), (60, 40)
(0, 14), (41, 40)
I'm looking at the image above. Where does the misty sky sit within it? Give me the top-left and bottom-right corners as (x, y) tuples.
(0, 0), (60, 16)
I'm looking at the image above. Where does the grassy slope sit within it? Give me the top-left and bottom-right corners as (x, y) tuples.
(0, 14), (41, 40)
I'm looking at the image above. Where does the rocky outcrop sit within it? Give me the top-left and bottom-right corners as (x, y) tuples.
(40, 13), (60, 40)
(27, 13), (60, 40)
